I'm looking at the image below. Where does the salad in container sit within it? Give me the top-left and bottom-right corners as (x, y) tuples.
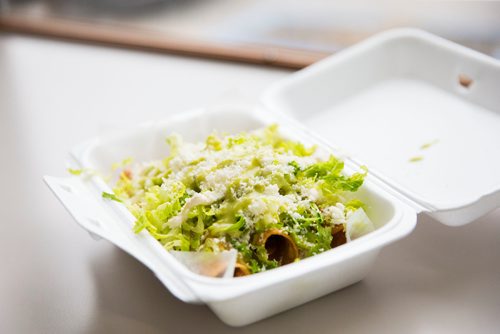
(102, 125), (374, 277)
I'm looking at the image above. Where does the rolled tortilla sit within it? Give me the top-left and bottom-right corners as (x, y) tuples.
(260, 228), (299, 265)
(331, 224), (347, 248)
(234, 262), (251, 277)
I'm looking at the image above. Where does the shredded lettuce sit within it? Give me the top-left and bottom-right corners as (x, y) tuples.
(345, 199), (366, 212)
(102, 192), (123, 203)
(112, 157), (134, 171)
(67, 168), (83, 176)
(108, 125), (372, 274)
(67, 167), (97, 176)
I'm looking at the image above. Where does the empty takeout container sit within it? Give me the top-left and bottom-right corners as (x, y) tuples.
(45, 29), (500, 326)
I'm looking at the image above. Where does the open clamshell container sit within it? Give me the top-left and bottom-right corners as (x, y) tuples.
(45, 29), (500, 326)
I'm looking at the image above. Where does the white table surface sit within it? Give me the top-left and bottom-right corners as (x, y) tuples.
(1, 33), (499, 334)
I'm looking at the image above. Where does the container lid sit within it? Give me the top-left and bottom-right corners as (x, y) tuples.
(262, 29), (500, 226)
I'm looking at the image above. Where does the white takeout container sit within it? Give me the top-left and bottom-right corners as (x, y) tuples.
(44, 29), (500, 326)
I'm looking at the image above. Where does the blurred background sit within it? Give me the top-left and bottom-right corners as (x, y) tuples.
(1, 0), (500, 68)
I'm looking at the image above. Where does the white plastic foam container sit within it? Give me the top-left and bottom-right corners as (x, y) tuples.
(44, 29), (500, 326)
